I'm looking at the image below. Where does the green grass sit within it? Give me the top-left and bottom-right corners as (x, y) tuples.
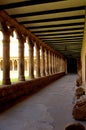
(11, 78), (18, 83)
(0, 71), (36, 85)
(0, 78), (18, 85)
(0, 76), (29, 85)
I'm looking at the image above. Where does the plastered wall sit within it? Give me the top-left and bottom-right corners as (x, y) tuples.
(81, 16), (86, 90)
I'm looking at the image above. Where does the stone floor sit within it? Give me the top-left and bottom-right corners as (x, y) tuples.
(0, 74), (86, 130)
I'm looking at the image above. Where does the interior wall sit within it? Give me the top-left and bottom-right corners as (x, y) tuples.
(81, 16), (86, 90)
(67, 58), (77, 73)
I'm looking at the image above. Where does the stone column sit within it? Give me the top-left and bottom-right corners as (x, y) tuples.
(61, 59), (63, 72)
(45, 49), (49, 75)
(27, 37), (34, 79)
(47, 50), (49, 75)
(41, 46), (45, 77)
(35, 42), (40, 78)
(52, 53), (54, 74)
(57, 56), (59, 73)
(17, 33), (25, 81)
(62, 59), (65, 72)
(60, 57), (62, 72)
(48, 50), (51, 75)
(54, 54), (56, 73)
(1, 22), (11, 85)
(51, 52), (53, 74)
(56, 55), (58, 73)
(65, 59), (67, 74)
(53, 53), (55, 74)
(59, 57), (61, 72)
(12, 60), (14, 71)
(44, 49), (47, 76)
(58, 57), (60, 72)
(55, 54), (56, 73)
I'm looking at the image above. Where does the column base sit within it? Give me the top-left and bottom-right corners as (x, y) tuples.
(35, 74), (41, 78)
(41, 74), (45, 77)
(18, 76), (25, 81)
(2, 78), (11, 85)
(29, 75), (34, 80)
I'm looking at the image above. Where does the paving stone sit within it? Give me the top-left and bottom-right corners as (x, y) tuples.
(0, 74), (86, 130)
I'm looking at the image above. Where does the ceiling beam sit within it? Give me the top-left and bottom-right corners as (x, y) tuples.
(11, 6), (85, 18)
(0, 10), (64, 58)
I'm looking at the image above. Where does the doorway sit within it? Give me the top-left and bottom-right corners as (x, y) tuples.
(67, 58), (77, 73)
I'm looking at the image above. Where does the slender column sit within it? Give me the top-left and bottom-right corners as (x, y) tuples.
(41, 46), (45, 76)
(17, 33), (25, 81)
(61, 59), (63, 72)
(35, 42), (40, 78)
(54, 54), (56, 73)
(47, 50), (49, 75)
(58, 57), (60, 72)
(52, 53), (54, 74)
(63, 59), (65, 72)
(55, 55), (57, 73)
(44, 49), (47, 76)
(56, 56), (58, 73)
(27, 37), (34, 79)
(62, 59), (64, 72)
(56, 55), (58, 73)
(12, 60), (14, 71)
(45, 49), (49, 75)
(62, 58), (63, 72)
(17, 60), (19, 71)
(1, 22), (11, 85)
(51, 52), (53, 74)
(48, 50), (51, 75)
(59, 57), (61, 72)
(65, 59), (67, 74)
(53, 53), (55, 73)
(60, 57), (62, 72)
(55, 54), (56, 73)
(50, 51), (52, 75)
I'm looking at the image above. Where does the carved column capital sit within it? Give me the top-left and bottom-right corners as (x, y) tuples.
(26, 36), (34, 48)
(16, 31), (26, 44)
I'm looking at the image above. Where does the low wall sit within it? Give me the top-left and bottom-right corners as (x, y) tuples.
(0, 72), (65, 112)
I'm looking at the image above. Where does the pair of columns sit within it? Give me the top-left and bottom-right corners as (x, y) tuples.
(1, 22), (45, 85)
(2, 23), (25, 84)
(1, 22), (65, 85)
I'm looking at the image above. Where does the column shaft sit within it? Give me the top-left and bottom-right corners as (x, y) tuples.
(53, 54), (55, 73)
(18, 34), (25, 81)
(45, 50), (49, 75)
(41, 47), (45, 76)
(48, 50), (51, 75)
(51, 52), (53, 74)
(2, 22), (11, 85)
(50, 51), (52, 75)
(27, 37), (34, 79)
(35, 42), (40, 78)
(52, 53), (54, 74)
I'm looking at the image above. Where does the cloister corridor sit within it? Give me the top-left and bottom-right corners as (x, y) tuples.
(0, 74), (86, 130)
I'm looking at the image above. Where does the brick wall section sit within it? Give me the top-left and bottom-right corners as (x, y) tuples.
(0, 72), (65, 111)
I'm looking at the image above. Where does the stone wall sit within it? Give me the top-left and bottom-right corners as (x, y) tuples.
(0, 72), (65, 112)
